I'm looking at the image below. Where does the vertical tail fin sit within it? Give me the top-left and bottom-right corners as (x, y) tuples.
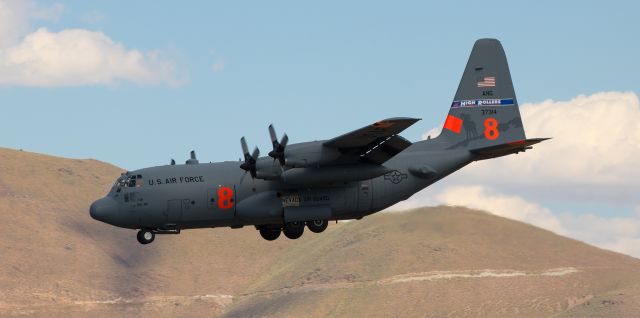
(441, 39), (526, 150)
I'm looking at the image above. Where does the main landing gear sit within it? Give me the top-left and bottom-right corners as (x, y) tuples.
(283, 221), (304, 239)
(257, 219), (329, 241)
(306, 219), (328, 233)
(259, 225), (281, 241)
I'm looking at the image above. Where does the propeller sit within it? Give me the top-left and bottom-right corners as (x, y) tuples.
(239, 137), (260, 178)
(268, 124), (288, 166)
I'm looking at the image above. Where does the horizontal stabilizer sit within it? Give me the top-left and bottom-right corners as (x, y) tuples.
(470, 138), (550, 160)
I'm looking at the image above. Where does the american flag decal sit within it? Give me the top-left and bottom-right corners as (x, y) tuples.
(477, 76), (496, 88)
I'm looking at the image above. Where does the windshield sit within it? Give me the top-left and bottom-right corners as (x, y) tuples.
(111, 174), (144, 193)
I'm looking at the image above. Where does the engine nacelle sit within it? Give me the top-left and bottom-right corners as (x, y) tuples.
(283, 142), (341, 168)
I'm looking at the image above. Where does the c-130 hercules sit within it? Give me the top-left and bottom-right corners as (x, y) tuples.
(90, 39), (547, 244)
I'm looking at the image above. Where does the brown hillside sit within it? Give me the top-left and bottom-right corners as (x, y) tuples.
(1, 147), (639, 317)
(223, 208), (640, 317)
(0, 147), (303, 317)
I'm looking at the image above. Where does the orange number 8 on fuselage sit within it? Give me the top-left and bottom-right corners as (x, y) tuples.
(217, 186), (234, 209)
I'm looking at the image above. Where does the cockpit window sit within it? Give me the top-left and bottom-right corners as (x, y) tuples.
(111, 174), (144, 193)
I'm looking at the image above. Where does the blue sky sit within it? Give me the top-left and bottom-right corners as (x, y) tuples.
(2, 0), (638, 169)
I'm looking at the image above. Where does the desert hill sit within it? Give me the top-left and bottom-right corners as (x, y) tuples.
(224, 209), (640, 317)
(0, 147), (639, 317)
(0, 147), (304, 317)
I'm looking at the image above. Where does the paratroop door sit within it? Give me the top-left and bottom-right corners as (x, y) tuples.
(166, 199), (185, 223)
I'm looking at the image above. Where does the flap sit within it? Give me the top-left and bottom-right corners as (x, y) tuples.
(360, 135), (413, 164)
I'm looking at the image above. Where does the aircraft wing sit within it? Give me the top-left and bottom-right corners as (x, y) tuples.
(324, 117), (420, 164)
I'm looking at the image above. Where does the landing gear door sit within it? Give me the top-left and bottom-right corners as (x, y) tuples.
(207, 185), (236, 220)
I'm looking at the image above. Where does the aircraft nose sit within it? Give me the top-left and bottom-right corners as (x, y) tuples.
(90, 197), (118, 223)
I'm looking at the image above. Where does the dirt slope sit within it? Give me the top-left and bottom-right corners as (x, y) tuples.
(222, 208), (640, 317)
(1, 147), (639, 317)
(0, 147), (300, 317)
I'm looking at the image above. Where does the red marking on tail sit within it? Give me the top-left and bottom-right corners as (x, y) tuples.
(444, 115), (463, 134)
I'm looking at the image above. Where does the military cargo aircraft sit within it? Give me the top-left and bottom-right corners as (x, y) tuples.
(90, 39), (547, 244)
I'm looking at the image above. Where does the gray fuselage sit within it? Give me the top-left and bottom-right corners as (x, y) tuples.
(90, 136), (472, 231)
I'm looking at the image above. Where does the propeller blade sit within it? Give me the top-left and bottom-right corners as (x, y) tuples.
(251, 147), (260, 161)
(280, 134), (288, 149)
(267, 124), (288, 166)
(268, 124), (277, 145)
(241, 137), (249, 156)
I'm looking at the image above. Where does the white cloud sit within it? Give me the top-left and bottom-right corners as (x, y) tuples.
(418, 91), (639, 206)
(436, 185), (568, 235)
(0, 0), (63, 47)
(0, 28), (179, 86)
(0, 0), (180, 87)
(460, 91), (640, 186)
(600, 238), (640, 259)
(411, 91), (640, 257)
(436, 185), (640, 258)
(0, 0), (34, 47)
(421, 126), (441, 140)
(385, 195), (437, 212)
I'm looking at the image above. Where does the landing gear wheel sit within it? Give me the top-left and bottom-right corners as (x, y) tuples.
(137, 229), (155, 244)
(259, 226), (281, 241)
(283, 221), (304, 239)
(306, 219), (328, 233)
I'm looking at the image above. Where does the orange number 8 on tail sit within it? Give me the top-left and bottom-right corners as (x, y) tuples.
(484, 118), (499, 140)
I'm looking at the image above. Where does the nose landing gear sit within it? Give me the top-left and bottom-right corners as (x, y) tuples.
(137, 229), (155, 244)
(135, 227), (180, 244)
